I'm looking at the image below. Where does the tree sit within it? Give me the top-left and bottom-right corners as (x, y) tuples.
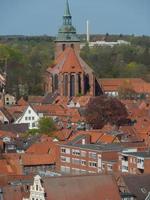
(38, 117), (56, 135)
(84, 96), (128, 129)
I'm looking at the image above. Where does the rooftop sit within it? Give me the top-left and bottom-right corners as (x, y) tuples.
(123, 151), (150, 158)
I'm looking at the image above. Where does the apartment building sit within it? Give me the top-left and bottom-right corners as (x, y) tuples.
(58, 134), (122, 174)
(119, 151), (150, 174)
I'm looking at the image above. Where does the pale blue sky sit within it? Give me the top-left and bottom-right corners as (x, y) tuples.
(0, 0), (149, 36)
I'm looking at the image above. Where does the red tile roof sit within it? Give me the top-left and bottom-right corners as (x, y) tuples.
(53, 129), (73, 141)
(60, 47), (83, 73)
(47, 48), (84, 74)
(42, 174), (121, 200)
(100, 78), (150, 93)
(28, 96), (44, 104)
(17, 97), (28, 106)
(22, 154), (55, 166)
(26, 140), (58, 155)
(0, 130), (15, 138)
(0, 160), (14, 175)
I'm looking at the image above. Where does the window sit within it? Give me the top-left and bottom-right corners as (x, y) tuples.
(32, 117), (35, 120)
(107, 165), (113, 171)
(61, 166), (70, 173)
(61, 156), (66, 162)
(72, 149), (80, 156)
(89, 152), (97, 159)
(102, 163), (105, 170)
(72, 158), (80, 165)
(29, 117), (31, 120)
(25, 117), (28, 120)
(81, 151), (86, 157)
(28, 110), (31, 114)
(61, 156), (70, 163)
(72, 168), (80, 175)
(61, 147), (70, 154)
(89, 161), (97, 168)
(70, 75), (75, 97)
(53, 74), (58, 91)
(32, 123), (36, 128)
(63, 74), (68, 96)
(138, 158), (144, 163)
(88, 171), (96, 174)
(80, 169), (86, 174)
(122, 166), (128, 171)
(81, 160), (86, 166)
(36, 185), (38, 191)
(61, 148), (66, 154)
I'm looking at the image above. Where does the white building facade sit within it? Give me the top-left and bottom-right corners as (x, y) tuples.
(15, 105), (40, 129)
(23, 175), (45, 200)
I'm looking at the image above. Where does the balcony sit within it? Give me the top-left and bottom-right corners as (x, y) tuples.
(122, 160), (128, 172)
(137, 159), (144, 169)
(122, 160), (128, 167)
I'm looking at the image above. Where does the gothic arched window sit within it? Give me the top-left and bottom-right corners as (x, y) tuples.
(64, 74), (68, 96)
(78, 74), (81, 94)
(53, 74), (58, 91)
(70, 74), (75, 97)
(84, 74), (90, 94)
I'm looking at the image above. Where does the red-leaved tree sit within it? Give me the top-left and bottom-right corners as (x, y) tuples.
(85, 95), (128, 129)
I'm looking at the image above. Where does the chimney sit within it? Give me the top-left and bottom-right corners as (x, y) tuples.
(86, 20), (90, 43)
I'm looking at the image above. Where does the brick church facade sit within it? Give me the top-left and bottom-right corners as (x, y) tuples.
(45, 0), (103, 97)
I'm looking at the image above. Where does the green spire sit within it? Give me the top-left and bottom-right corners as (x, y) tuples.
(56, 0), (80, 42)
(64, 0), (71, 17)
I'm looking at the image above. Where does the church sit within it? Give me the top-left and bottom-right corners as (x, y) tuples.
(45, 0), (103, 97)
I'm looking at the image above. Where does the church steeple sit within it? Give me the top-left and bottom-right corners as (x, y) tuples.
(56, 0), (80, 42)
(55, 0), (80, 58)
(64, 0), (71, 17)
(63, 0), (72, 26)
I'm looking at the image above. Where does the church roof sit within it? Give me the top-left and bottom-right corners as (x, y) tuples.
(47, 47), (94, 74)
(60, 47), (83, 73)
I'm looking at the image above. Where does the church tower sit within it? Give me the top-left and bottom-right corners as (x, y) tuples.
(55, 0), (80, 58)
(45, 0), (103, 97)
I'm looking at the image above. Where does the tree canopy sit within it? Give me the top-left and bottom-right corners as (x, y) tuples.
(85, 96), (128, 129)
(38, 117), (56, 135)
(0, 34), (150, 98)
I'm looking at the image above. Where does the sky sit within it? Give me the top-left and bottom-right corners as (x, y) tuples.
(0, 0), (150, 36)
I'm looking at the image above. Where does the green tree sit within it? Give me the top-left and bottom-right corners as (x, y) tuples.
(38, 117), (56, 135)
